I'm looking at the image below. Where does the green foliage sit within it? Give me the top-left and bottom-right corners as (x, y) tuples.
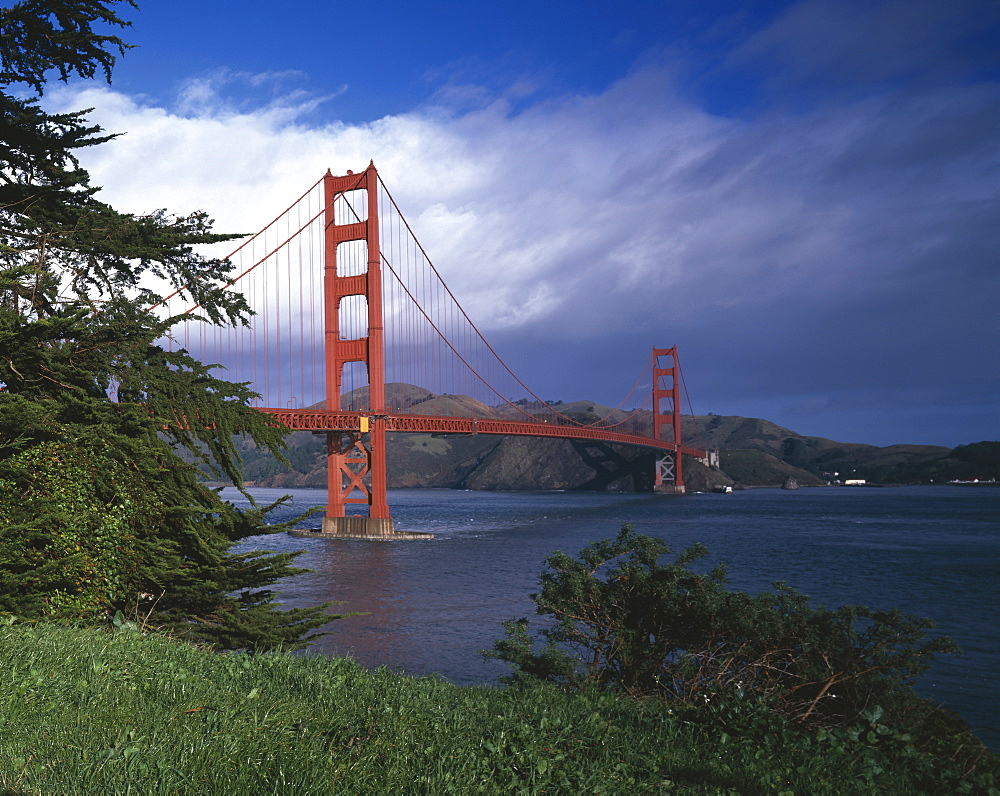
(0, 623), (996, 794)
(0, 0), (135, 92)
(487, 526), (998, 786)
(0, 436), (143, 618)
(0, 0), (330, 649)
(488, 525), (965, 738)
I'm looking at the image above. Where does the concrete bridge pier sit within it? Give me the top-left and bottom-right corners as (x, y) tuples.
(290, 516), (433, 540)
(654, 450), (685, 494)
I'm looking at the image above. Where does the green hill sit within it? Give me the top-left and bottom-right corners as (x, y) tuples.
(233, 387), (997, 492)
(689, 415), (997, 485)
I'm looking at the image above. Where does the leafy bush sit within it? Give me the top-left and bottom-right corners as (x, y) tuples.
(487, 525), (958, 731)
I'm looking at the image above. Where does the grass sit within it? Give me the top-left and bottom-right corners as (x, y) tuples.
(0, 621), (996, 794)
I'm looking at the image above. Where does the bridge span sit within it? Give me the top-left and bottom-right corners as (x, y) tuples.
(165, 163), (704, 537)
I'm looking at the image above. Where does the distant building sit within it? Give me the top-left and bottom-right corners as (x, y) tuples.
(845, 479), (867, 485)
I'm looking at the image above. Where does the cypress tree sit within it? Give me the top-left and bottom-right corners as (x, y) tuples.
(0, 0), (333, 649)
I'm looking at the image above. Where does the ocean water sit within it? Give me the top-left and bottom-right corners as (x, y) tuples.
(229, 485), (1000, 749)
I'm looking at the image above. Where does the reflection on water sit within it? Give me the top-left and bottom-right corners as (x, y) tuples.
(308, 542), (408, 669)
(229, 485), (1000, 749)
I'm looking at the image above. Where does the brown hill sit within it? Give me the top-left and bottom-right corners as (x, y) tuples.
(237, 388), (991, 492)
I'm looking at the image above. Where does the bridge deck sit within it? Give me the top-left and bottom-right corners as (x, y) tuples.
(263, 409), (705, 457)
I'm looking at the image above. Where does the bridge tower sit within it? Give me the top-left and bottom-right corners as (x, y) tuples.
(322, 163), (394, 535)
(652, 346), (685, 494)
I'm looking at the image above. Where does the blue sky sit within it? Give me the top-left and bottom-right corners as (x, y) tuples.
(37, 0), (1000, 447)
(115, 1), (783, 120)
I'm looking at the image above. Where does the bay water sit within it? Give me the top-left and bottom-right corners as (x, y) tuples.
(230, 485), (999, 749)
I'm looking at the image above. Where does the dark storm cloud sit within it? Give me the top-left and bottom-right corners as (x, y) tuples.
(731, 0), (1000, 93)
(483, 1), (1000, 445)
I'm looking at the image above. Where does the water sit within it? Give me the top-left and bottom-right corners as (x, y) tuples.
(229, 485), (1000, 749)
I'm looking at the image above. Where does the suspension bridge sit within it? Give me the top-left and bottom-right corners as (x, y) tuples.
(161, 163), (706, 538)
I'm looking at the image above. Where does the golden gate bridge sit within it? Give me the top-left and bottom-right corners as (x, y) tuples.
(159, 163), (705, 538)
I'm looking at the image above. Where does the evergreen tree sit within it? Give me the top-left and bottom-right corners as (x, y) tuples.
(0, 0), (333, 648)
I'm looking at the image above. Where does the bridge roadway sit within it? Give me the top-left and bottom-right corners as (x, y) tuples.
(263, 408), (705, 458)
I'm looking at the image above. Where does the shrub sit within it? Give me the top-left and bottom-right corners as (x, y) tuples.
(487, 524), (958, 731)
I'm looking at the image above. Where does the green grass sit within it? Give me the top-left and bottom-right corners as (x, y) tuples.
(0, 621), (995, 794)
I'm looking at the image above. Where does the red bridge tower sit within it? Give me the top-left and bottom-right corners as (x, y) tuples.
(652, 346), (686, 494)
(322, 163), (394, 535)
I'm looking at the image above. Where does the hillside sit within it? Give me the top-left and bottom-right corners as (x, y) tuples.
(691, 416), (997, 485)
(234, 388), (998, 492)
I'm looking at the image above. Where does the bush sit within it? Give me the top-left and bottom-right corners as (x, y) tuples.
(487, 525), (958, 731)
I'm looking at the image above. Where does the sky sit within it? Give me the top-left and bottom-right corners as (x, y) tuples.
(34, 0), (1000, 447)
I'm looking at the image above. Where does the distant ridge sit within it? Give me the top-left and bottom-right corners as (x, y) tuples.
(235, 385), (998, 491)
